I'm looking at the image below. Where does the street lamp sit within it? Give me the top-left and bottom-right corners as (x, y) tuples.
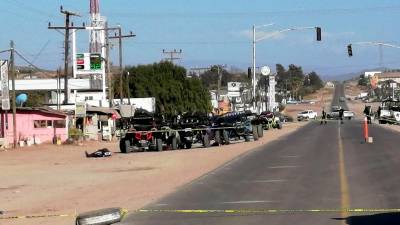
(251, 25), (322, 113)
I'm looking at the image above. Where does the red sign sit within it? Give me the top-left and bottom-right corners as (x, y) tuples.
(77, 59), (85, 65)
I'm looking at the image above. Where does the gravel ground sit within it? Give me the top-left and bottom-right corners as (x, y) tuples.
(1, 122), (306, 225)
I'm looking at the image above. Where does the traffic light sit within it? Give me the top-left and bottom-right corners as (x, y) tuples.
(347, 44), (353, 57)
(248, 67), (252, 79)
(316, 27), (322, 41)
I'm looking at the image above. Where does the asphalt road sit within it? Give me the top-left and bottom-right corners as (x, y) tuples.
(122, 83), (400, 225)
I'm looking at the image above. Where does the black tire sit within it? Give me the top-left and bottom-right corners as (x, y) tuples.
(257, 125), (263, 137)
(171, 136), (177, 150)
(222, 130), (230, 145)
(156, 138), (163, 152)
(120, 139), (130, 153)
(76, 208), (123, 225)
(203, 134), (210, 148)
(277, 122), (283, 129)
(252, 127), (259, 141)
(186, 142), (192, 149)
(244, 135), (251, 142)
(215, 130), (222, 145)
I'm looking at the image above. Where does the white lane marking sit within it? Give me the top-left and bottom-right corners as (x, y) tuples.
(220, 200), (276, 204)
(243, 179), (287, 183)
(268, 166), (299, 169)
(154, 203), (169, 206)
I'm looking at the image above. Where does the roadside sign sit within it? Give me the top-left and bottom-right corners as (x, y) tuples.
(75, 102), (86, 118)
(75, 53), (102, 75)
(261, 66), (271, 76)
(0, 60), (10, 110)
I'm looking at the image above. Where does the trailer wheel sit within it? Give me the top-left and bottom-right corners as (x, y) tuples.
(215, 130), (222, 145)
(222, 130), (230, 145)
(171, 136), (177, 150)
(257, 125), (263, 138)
(156, 138), (163, 152)
(252, 127), (259, 141)
(203, 134), (210, 148)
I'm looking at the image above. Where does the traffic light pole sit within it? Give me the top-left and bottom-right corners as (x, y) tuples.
(347, 42), (400, 67)
(251, 25), (321, 113)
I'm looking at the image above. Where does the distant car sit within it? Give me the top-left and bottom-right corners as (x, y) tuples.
(331, 105), (342, 111)
(327, 109), (355, 120)
(339, 97), (346, 102)
(297, 110), (318, 121)
(343, 111), (355, 120)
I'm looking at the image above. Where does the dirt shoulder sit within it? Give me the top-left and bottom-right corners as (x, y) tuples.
(1, 122), (306, 225)
(344, 80), (380, 119)
(284, 87), (334, 120)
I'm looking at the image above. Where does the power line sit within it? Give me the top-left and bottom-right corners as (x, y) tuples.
(4, 0), (57, 19)
(105, 6), (400, 17)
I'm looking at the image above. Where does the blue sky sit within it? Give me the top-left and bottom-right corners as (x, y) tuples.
(0, 0), (400, 76)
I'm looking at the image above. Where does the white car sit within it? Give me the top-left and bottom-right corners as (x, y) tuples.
(297, 110), (318, 121)
(343, 111), (355, 120)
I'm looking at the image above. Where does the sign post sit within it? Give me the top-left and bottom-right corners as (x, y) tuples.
(0, 60), (10, 111)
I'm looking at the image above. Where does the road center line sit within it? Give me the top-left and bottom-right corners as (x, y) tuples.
(268, 166), (299, 169)
(243, 179), (287, 183)
(280, 155), (300, 158)
(338, 125), (350, 223)
(220, 200), (276, 204)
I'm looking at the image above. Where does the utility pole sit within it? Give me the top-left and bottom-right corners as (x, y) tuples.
(126, 72), (131, 105)
(10, 41), (16, 148)
(216, 64), (227, 102)
(252, 25), (257, 112)
(162, 49), (183, 64)
(48, 6), (85, 105)
(109, 25), (135, 103)
(105, 23), (113, 108)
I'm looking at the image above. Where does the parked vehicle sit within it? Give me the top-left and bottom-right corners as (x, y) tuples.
(211, 111), (262, 144)
(172, 113), (211, 149)
(327, 107), (355, 120)
(259, 111), (283, 130)
(297, 110), (318, 121)
(378, 99), (400, 124)
(119, 109), (179, 153)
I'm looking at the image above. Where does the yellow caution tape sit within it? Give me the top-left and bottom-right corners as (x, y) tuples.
(134, 208), (400, 214)
(3, 208), (400, 220)
(0, 214), (72, 220)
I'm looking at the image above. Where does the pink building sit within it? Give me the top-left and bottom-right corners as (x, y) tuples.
(0, 107), (68, 147)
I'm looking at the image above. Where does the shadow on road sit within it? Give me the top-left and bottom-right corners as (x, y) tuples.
(333, 213), (400, 225)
